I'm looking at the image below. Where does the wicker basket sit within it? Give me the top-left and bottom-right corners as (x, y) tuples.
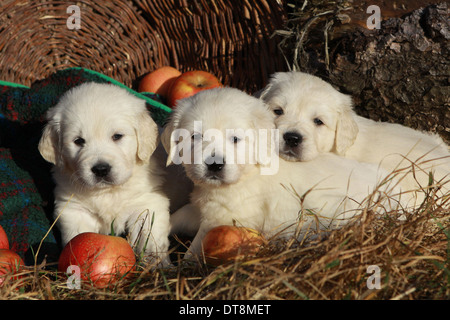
(0, 0), (287, 93)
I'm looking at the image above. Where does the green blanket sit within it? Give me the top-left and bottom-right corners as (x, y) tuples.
(0, 68), (171, 264)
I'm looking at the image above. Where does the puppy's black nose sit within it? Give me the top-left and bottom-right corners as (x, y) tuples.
(283, 132), (302, 148)
(206, 157), (225, 172)
(91, 163), (111, 177)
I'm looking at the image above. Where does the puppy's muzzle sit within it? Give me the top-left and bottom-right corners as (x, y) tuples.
(283, 132), (302, 148)
(91, 162), (112, 178)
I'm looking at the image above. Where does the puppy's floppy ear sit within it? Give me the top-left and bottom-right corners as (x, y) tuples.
(160, 100), (190, 166)
(257, 82), (272, 101)
(258, 72), (284, 101)
(136, 110), (159, 162)
(334, 93), (358, 155)
(160, 117), (177, 159)
(38, 106), (62, 165)
(250, 100), (277, 167)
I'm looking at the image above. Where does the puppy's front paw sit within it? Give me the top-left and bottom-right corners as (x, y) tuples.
(127, 209), (170, 266)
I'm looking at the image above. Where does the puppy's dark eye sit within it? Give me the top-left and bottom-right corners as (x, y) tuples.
(232, 136), (241, 144)
(112, 133), (123, 141)
(74, 137), (85, 147)
(273, 108), (284, 116)
(314, 118), (324, 126)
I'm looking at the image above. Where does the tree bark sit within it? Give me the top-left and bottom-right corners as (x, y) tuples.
(282, 1), (449, 143)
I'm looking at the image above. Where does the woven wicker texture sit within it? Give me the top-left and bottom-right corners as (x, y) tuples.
(0, 0), (287, 93)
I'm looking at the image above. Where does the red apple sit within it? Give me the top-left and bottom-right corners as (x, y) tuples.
(138, 66), (182, 97)
(167, 70), (222, 108)
(0, 249), (24, 286)
(202, 225), (266, 266)
(58, 232), (136, 288)
(0, 225), (8, 250)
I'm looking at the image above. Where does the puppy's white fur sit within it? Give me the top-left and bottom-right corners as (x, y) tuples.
(39, 83), (170, 263)
(261, 71), (450, 207)
(162, 88), (405, 256)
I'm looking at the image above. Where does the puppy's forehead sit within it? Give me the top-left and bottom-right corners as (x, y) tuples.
(178, 88), (260, 131)
(180, 107), (250, 132)
(271, 85), (335, 114)
(55, 84), (147, 139)
(60, 83), (145, 118)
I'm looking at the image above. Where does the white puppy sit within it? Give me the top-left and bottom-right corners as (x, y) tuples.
(39, 83), (170, 264)
(162, 87), (404, 257)
(260, 71), (450, 207)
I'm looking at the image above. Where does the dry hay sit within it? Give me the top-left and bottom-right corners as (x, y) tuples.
(1, 168), (449, 301)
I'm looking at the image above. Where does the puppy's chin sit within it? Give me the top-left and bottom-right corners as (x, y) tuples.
(279, 142), (304, 162)
(84, 177), (116, 189)
(199, 176), (228, 186)
(279, 150), (302, 162)
(187, 172), (231, 187)
(184, 165), (241, 187)
(74, 171), (132, 190)
(279, 144), (316, 162)
(75, 176), (114, 189)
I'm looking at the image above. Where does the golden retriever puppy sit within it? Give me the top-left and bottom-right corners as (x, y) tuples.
(162, 87), (404, 257)
(260, 71), (450, 207)
(38, 83), (170, 264)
